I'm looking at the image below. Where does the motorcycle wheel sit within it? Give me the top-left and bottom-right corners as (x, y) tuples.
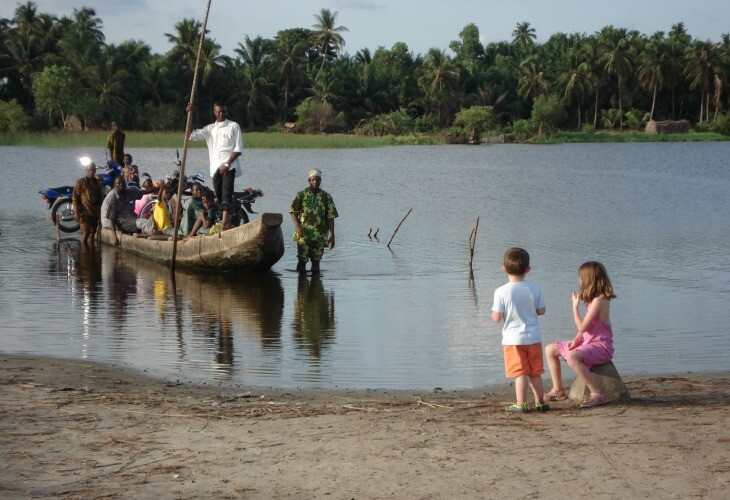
(139, 199), (157, 220)
(50, 196), (80, 233)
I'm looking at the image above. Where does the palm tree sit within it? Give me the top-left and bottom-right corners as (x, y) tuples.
(271, 30), (307, 123)
(517, 56), (549, 102)
(234, 35), (270, 67)
(0, 2), (62, 107)
(311, 8), (348, 81)
(598, 27), (634, 129)
(683, 40), (724, 122)
(236, 64), (275, 130)
(418, 48), (460, 127)
(165, 18), (204, 77)
(637, 40), (666, 121)
(512, 22), (537, 47)
(558, 49), (593, 128)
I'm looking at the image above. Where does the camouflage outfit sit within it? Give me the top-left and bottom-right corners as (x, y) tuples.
(289, 187), (338, 263)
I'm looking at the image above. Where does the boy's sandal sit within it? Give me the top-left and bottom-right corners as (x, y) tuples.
(505, 403), (529, 413)
(544, 389), (568, 401)
(579, 393), (606, 408)
(534, 401), (550, 411)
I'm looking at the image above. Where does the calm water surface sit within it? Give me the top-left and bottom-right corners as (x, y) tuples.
(1, 143), (728, 389)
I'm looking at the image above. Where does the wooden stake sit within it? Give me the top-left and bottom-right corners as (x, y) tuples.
(56, 213), (61, 242)
(386, 208), (412, 248)
(171, 0), (213, 273)
(469, 216), (480, 268)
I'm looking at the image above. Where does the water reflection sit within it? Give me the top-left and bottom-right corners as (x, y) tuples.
(74, 244), (102, 343)
(292, 275), (336, 359)
(120, 253), (286, 372)
(105, 250), (138, 327)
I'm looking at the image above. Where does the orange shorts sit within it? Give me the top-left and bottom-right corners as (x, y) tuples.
(503, 343), (544, 378)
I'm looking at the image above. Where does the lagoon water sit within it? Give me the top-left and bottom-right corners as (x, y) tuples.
(1, 142), (728, 389)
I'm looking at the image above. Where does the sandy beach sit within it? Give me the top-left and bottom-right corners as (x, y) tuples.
(0, 355), (728, 499)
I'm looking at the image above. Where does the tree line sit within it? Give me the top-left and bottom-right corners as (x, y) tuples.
(1, 1), (729, 138)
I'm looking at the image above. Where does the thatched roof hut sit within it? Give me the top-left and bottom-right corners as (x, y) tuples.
(645, 120), (691, 134)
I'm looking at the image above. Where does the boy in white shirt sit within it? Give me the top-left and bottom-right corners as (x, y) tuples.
(491, 247), (550, 413)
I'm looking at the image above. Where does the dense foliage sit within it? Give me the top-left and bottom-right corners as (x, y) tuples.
(1, 2), (729, 138)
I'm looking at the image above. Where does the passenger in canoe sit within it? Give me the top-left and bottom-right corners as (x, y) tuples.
(152, 183), (181, 236)
(186, 192), (222, 238)
(101, 177), (154, 245)
(182, 182), (204, 236)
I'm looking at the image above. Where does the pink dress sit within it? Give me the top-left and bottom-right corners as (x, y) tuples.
(557, 302), (614, 369)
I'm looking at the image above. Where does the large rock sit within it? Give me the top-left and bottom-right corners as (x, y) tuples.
(568, 361), (630, 402)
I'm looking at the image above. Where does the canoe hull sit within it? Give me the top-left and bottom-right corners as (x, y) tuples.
(100, 213), (285, 271)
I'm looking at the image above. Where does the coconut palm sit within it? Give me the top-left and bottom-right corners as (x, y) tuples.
(234, 35), (270, 67)
(418, 48), (460, 127)
(517, 56), (549, 102)
(512, 22), (537, 47)
(598, 27), (634, 129)
(165, 18), (204, 77)
(637, 40), (666, 121)
(311, 8), (348, 81)
(683, 40), (724, 122)
(271, 30), (307, 123)
(557, 49), (593, 128)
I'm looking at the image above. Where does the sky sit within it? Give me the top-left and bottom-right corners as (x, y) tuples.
(1, 0), (728, 58)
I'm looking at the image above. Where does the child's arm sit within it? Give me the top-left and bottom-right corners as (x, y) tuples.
(491, 311), (503, 322)
(567, 331), (584, 350)
(572, 293), (607, 332)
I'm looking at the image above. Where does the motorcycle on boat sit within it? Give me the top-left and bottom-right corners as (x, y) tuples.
(38, 157), (123, 233)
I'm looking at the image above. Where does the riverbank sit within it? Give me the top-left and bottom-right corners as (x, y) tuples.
(1, 355), (728, 498)
(1, 130), (727, 149)
(0, 131), (445, 149)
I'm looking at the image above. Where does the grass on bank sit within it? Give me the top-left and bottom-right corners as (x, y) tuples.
(529, 131), (730, 143)
(0, 131), (446, 148)
(1, 130), (727, 148)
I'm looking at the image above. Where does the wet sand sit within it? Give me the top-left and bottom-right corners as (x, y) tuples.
(1, 355), (728, 499)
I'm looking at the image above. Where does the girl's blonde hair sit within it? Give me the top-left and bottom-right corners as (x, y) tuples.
(578, 261), (616, 302)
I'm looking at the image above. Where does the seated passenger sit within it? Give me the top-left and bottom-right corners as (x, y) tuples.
(186, 193), (222, 238)
(152, 184), (180, 235)
(183, 182), (204, 235)
(102, 177), (149, 245)
(134, 175), (155, 216)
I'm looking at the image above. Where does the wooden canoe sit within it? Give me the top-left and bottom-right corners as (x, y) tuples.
(99, 212), (285, 271)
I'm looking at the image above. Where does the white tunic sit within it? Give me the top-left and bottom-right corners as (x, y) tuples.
(189, 119), (244, 178)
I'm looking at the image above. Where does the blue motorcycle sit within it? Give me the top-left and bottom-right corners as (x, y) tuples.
(38, 158), (123, 233)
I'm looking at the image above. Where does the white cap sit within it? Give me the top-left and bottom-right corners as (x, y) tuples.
(308, 169), (322, 180)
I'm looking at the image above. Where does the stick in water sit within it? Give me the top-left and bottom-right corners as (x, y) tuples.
(387, 208), (413, 248)
(469, 216), (480, 268)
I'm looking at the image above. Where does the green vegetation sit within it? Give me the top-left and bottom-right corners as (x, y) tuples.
(0, 131), (446, 148)
(530, 131), (729, 144)
(1, 3), (729, 143)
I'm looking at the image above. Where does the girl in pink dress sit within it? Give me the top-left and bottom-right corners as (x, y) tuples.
(544, 261), (617, 407)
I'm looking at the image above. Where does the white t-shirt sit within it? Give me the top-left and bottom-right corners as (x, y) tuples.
(189, 119), (244, 178)
(492, 281), (545, 345)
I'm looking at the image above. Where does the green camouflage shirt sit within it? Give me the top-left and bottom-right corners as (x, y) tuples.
(289, 188), (338, 241)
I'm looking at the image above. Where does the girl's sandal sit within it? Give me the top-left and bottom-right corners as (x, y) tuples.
(544, 388), (568, 401)
(579, 392), (606, 408)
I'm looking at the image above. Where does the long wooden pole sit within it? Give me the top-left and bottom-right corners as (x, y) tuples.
(171, 0), (213, 273)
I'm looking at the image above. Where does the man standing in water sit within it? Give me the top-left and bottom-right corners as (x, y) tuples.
(289, 169), (338, 274)
(187, 101), (243, 232)
(106, 121), (125, 164)
(72, 161), (103, 246)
